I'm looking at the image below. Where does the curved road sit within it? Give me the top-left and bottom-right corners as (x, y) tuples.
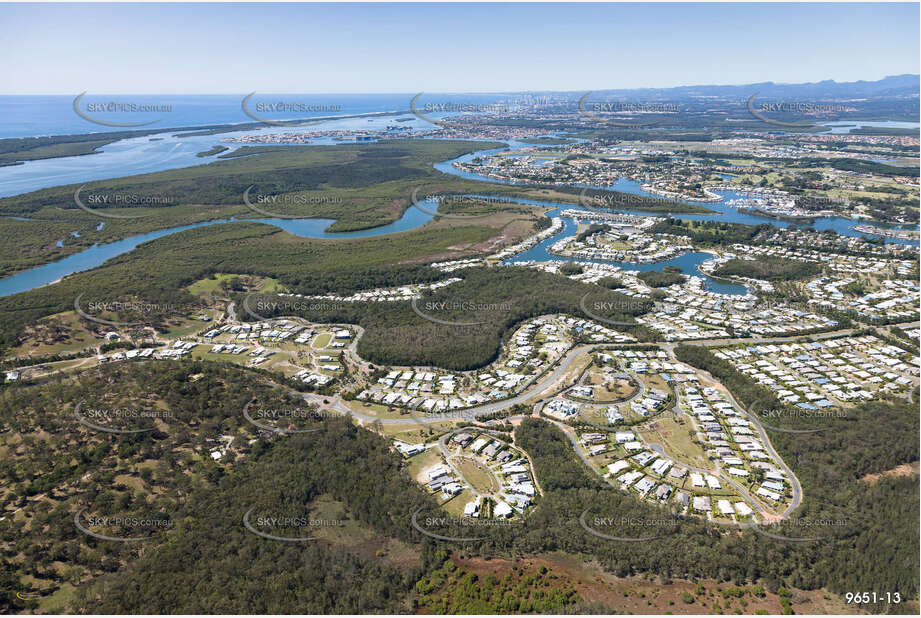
(661, 346), (803, 519)
(298, 335), (802, 521)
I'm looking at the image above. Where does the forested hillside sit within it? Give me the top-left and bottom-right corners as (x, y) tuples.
(1, 355), (916, 613)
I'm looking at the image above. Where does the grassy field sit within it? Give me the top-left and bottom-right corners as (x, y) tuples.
(33, 582), (79, 614)
(312, 332), (332, 348)
(11, 356), (99, 381)
(378, 420), (462, 444)
(580, 405), (625, 430)
(525, 351), (594, 406)
(343, 399), (420, 421)
(636, 412), (710, 469)
(160, 316), (212, 339)
(585, 369), (637, 402)
(344, 400), (464, 439)
(406, 448), (442, 482)
(190, 347), (287, 368)
(301, 494), (420, 569)
(441, 487), (475, 516)
(452, 455), (500, 494)
(637, 372), (671, 395)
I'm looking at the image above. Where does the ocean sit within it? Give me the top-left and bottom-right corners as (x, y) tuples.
(0, 93), (517, 139)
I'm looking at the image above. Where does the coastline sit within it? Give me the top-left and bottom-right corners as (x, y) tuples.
(0, 109), (410, 167)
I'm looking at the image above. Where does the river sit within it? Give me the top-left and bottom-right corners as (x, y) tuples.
(0, 128), (916, 299)
(0, 206), (435, 298)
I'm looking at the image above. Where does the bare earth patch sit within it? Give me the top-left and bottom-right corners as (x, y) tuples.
(861, 461), (920, 485)
(453, 553), (858, 615)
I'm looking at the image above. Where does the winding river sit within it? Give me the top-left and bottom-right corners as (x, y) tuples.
(0, 206), (436, 298)
(0, 126), (917, 299)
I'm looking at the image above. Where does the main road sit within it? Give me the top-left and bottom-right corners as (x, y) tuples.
(301, 342), (601, 425)
(301, 333), (805, 522)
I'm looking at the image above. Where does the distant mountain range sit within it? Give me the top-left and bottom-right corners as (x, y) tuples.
(517, 75), (921, 101)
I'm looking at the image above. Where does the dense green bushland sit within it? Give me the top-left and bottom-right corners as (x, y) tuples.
(0, 360), (331, 611)
(638, 270), (685, 287)
(712, 257), (823, 281)
(75, 414), (437, 613)
(245, 267), (648, 370)
(508, 403), (917, 613)
(648, 217), (770, 246)
(0, 221), (497, 353)
(1, 354), (916, 613)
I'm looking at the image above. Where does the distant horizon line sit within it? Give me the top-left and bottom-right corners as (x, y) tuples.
(2, 74), (919, 97)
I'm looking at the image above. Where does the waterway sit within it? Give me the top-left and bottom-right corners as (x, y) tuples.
(437, 192), (748, 295)
(505, 205), (747, 295)
(0, 128), (917, 299)
(0, 113), (437, 199)
(0, 204), (436, 298)
(434, 143), (918, 243)
(819, 120), (920, 134)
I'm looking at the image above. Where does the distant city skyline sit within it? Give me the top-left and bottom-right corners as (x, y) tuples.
(1, 2), (919, 94)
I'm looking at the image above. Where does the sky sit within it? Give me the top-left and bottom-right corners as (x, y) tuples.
(1, 2), (919, 94)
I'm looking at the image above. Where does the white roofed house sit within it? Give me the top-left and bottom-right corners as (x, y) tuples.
(452, 433), (474, 447)
(650, 458), (672, 476)
(734, 502), (754, 516)
(668, 466), (688, 480)
(494, 501), (514, 518)
(510, 482), (536, 496)
(469, 437), (489, 453)
(717, 499), (735, 516)
(765, 470), (785, 483)
(632, 451), (655, 466)
(762, 480), (785, 493)
(693, 496), (711, 512)
(394, 440), (425, 457)
(588, 444), (608, 456)
(634, 477), (657, 495)
(617, 470), (644, 487)
(441, 482), (464, 497)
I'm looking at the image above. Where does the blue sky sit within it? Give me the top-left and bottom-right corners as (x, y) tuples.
(2, 2), (918, 93)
